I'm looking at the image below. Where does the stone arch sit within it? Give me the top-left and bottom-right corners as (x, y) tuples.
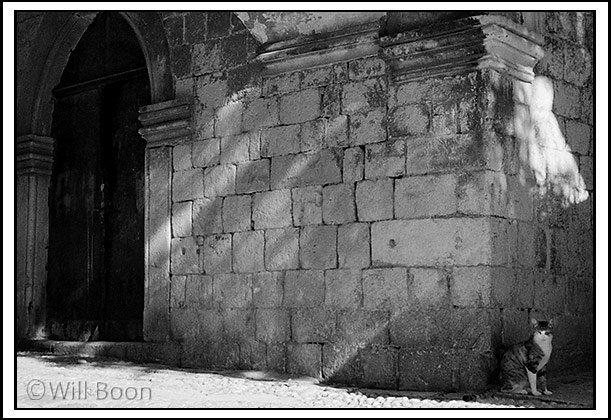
(17, 11), (174, 137)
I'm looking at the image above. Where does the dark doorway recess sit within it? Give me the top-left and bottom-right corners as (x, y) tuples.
(48, 12), (149, 341)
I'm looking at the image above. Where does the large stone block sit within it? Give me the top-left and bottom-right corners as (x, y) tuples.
(279, 88), (321, 124)
(264, 227), (299, 271)
(457, 171), (509, 217)
(242, 96), (279, 131)
(193, 197), (223, 235)
(371, 218), (493, 267)
(270, 149), (342, 189)
(236, 159), (270, 194)
(185, 274), (214, 309)
(300, 225), (337, 269)
(359, 345), (398, 389)
(348, 56), (386, 80)
(292, 186), (322, 226)
(252, 271), (284, 308)
(450, 267), (492, 308)
(192, 138), (220, 168)
(204, 164), (236, 197)
(389, 104), (430, 137)
(362, 268), (409, 312)
(203, 234), (232, 274)
(232, 230), (265, 273)
(213, 273), (252, 308)
(399, 349), (454, 391)
(252, 189), (292, 229)
(301, 65), (334, 88)
(325, 269), (362, 309)
(287, 343), (322, 378)
(222, 194), (251, 233)
(292, 308), (337, 343)
(322, 183), (356, 224)
(172, 168), (204, 202)
(263, 71), (300, 96)
(172, 201), (192, 238)
(356, 179), (394, 222)
(326, 115), (349, 147)
(409, 268), (449, 308)
(301, 118), (325, 152)
(337, 223), (370, 268)
(173, 144), (192, 171)
(194, 73), (227, 110)
(341, 77), (387, 115)
(336, 309), (389, 346)
(395, 174), (458, 219)
(215, 101), (244, 137)
(343, 147), (364, 183)
(284, 270), (325, 307)
(170, 275), (186, 309)
(348, 109), (386, 146)
(170, 237), (200, 274)
(364, 139), (406, 179)
(322, 343), (360, 384)
(261, 124), (301, 157)
(222, 307), (256, 343)
(256, 309), (290, 342)
(220, 133), (251, 165)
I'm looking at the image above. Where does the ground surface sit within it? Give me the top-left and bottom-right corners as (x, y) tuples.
(15, 352), (593, 410)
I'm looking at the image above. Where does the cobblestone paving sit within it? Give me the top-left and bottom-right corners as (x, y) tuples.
(15, 353), (589, 410)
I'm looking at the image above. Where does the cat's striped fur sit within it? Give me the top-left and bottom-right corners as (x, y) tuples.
(499, 318), (554, 396)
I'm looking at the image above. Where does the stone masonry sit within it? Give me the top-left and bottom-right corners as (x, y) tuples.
(15, 11), (594, 392)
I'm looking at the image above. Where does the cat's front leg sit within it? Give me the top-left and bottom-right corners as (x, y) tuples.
(527, 370), (542, 396)
(537, 366), (552, 395)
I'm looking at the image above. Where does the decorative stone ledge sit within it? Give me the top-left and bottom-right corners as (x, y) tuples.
(138, 98), (192, 148)
(380, 15), (545, 83)
(16, 134), (54, 176)
(258, 21), (381, 76)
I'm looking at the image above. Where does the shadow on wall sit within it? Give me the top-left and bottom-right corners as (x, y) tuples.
(514, 76), (589, 207)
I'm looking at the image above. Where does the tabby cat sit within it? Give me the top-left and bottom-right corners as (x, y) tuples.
(500, 318), (554, 396)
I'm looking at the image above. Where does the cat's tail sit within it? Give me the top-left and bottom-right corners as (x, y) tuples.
(462, 388), (497, 402)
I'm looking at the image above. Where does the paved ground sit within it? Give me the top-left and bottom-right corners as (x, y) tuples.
(15, 352), (595, 410)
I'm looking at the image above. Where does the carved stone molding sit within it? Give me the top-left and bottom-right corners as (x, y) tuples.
(258, 21), (381, 76)
(380, 15), (545, 83)
(138, 98), (192, 148)
(16, 134), (55, 176)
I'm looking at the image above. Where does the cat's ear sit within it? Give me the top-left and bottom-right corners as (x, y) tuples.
(548, 319), (554, 328)
(530, 318), (539, 328)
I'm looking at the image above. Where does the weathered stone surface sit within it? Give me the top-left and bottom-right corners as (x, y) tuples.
(301, 65), (334, 88)
(409, 268), (448, 307)
(348, 109), (386, 146)
(457, 171), (509, 217)
(389, 104), (429, 137)
(301, 118), (325, 152)
(356, 179), (393, 221)
(236, 159), (270, 194)
(172, 201), (192, 238)
(342, 77), (387, 115)
(261, 124), (300, 157)
(359, 345), (398, 389)
(322, 183), (356, 224)
(322, 343), (359, 384)
(220, 133), (251, 164)
(270, 149), (342, 189)
(292, 186), (322, 226)
(279, 88), (321, 124)
(185, 274), (214, 309)
(325, 269), (362, 308)
(204, 164), (236, 197)
(242, 97), (279, 131)
(213, 273), (252, 308)
(343, 147), (364, 183)
(195, 74), (228, 110)
(170, 275), (186, 308)
(284, 270), (325, 307)
(300, 225), (337, 269)
(395, 174), (457, 219)
(336, 309), (389, 345)
(371, 218), (493, 267)
(326, 115), (349, 147)
(173, 168), (204, 202)
(349, 56), (386, 80)
(173, 144), (192, 171)
(337, 223), (370, 268)
(170, 237), (200, 274)
(256, 309), (290, 342)
(364, 139), (405, 179)
(292, 308), (337, 343)
(287, 343), (322, 378)
(263, 71), (300, 96)
(193, 197), (223, 235)
(252, 271), (284, 308)
(450, 266), (492, 308)
(192, 34), (248, 75)
(252, 189), (292, 229)
(564, 119), (591, 156)
(222, 194), (251, 233)
(232, 230), (265, 273)
(362, 268), (409, 311)
(192, 138), (220, 168)
(203, 234), (232, 274)
(265, 227), (299, 271)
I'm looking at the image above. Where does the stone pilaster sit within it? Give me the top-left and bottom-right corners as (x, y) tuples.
(138, 98), (192, 341)
(16, 134), (55, 338)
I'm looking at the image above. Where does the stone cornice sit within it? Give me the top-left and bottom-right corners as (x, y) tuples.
(16, 135), (54, 176)
(257, 21), (381, 76)
(380, 15), (545, 83)
(138, 98), (192, 148)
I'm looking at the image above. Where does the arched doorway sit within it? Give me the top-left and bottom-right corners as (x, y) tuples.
(47, 12), (149, 341)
